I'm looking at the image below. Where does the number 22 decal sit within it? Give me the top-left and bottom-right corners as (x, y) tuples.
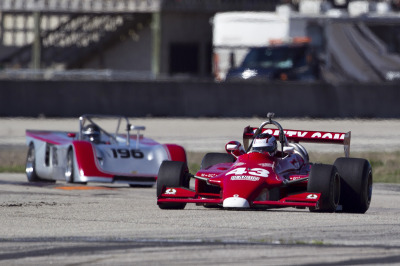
(226, 167), (269, 177)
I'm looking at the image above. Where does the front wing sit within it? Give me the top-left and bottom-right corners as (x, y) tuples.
(158, 187), (321, 209)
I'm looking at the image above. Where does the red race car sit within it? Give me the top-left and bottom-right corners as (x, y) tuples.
(157, 113), (372, 213)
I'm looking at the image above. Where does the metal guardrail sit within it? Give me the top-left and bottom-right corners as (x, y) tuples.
(0, 0), (279, 13)
(0, 69), (157, 80)
(0, 0), (161, 13)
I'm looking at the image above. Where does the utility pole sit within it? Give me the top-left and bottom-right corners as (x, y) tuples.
(151, 12), (161, 79)
(31, 11), (41, 70)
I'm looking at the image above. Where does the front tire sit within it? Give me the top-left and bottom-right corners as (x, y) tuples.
(65, 149), (76, 183)
(157, 161), (190, 209)
(65, 149), (87, 185)
(308, 164), (340, 212)
(334, 158), (372, 213)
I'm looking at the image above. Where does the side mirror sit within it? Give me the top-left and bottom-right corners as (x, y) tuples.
(129, 125), (146, 149)
(225, 141), (245, 157)
(67, 133), (76, 138)
(130, 125), (146, 131)
(283, 146), (295, 154)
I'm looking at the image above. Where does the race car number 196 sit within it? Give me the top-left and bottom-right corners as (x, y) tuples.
(111, 148), (144, 159)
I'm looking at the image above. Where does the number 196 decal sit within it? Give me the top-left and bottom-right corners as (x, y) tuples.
(111, 148), (144, 159)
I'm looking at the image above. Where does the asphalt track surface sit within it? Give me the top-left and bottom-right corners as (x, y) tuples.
(1, 118), (400, 265)
(1, 174), (400, 265)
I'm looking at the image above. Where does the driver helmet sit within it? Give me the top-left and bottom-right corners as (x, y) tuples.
(252, 133), (277, 156)
(82, 124), (101, 143)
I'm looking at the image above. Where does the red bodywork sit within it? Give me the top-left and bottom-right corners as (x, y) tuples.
(157, 126), (350, 210)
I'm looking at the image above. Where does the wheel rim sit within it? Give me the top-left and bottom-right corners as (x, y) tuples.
(26, 145), (35, 179)
(65, 152), (73, 182)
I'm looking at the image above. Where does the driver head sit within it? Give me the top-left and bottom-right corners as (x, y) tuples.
(82, 124), (101, 144)
(251, 133), (277, 156)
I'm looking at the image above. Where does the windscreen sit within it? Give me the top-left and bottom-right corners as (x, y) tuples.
(240, 46), (308, 69)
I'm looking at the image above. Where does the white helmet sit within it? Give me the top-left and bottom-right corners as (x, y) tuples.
(252, 133), (277, 155)
(82, 124), (101, 143)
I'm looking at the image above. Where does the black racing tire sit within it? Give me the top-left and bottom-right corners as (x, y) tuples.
(65, 149), (75, 183)
(334, 157), (373, 214)
(157, 161), (190, 210)
(200, 153), (236, 170)
(307, 164), (340, 212)
(26, 143), (54, 183)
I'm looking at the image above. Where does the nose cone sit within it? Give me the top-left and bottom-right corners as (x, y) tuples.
(223, 196), (250, 208)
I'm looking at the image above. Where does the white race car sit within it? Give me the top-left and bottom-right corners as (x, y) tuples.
(25, 114), (187, 186)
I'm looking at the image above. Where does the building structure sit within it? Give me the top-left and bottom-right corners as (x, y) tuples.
(1, 0), (400, 82)
(0, 0), (279, 79)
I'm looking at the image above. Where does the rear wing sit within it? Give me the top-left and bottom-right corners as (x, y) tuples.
(243, 126), (351, 157)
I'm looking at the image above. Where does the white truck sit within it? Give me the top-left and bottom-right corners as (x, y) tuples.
(212, 11), (289, 81)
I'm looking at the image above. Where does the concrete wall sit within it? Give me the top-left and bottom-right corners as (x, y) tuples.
(0, 80), (399, 118)
(83, 27), (153, 71)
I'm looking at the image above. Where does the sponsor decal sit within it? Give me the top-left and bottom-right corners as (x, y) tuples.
(287, 130), (308, 137)
(165, 188), (177, 195)
(259, 129), (345, 140)
(226, 167), (269, 177)
(199, 173), (217, 178)
(311, 132), (344, 139)
(258, 163), (274, 167)
(306, 194), (318, 199)
(230, 176), (260, 181)
(262, 129), (309, 138)
(289, 176), (305, 181)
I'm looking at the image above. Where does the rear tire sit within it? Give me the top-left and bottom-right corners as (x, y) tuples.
(308, 164), (340, 212)
(157, 161), (190, 209)
(334, 157), (372, 213)
(26, 143), (54, 183)
(200, 153), (236, 170)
